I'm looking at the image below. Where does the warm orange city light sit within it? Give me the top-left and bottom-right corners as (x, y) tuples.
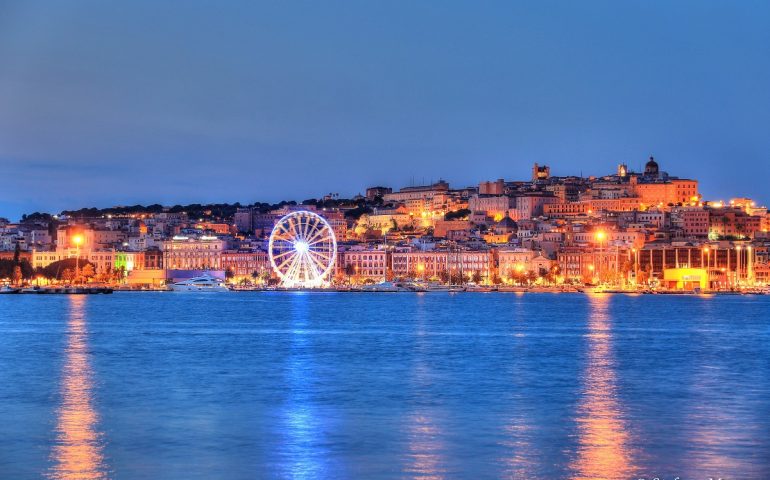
(72, 234), (84, 246)
(595, 231), (606, 242)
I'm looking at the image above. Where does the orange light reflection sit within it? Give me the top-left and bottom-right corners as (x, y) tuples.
(47, 296), (108, 480)
(570, 294), (637, 480)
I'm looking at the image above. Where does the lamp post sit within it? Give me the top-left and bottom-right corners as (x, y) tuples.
(72, 234), (84, 284)
(746, 245), (754, 286)
(595, 230), (606, 284)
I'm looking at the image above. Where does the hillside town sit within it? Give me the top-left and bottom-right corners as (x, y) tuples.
(2, 157), (769, 292)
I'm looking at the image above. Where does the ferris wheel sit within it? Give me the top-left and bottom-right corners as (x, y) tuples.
(268, 211), (338, 288)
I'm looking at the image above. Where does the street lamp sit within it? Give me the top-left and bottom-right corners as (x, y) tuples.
(595, 231), (606, 282)
(72, 234), (84, 284)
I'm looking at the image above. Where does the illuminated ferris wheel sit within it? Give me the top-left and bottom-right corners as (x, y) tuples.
(268, 211), (337, 288)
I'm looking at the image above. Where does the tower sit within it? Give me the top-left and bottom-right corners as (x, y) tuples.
(532, 163), (550, 182)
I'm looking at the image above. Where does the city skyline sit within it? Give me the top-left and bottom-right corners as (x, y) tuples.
(0, 157), (760, 222)
(2, 1), (769, 220)
(3, 4), (770, 479)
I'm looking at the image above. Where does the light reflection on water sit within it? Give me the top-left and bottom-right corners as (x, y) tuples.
(570, 294), (637, 480)
(404, 296), (446, 480)
(46, 295), (108, 480)
(281, 292), (329, 479)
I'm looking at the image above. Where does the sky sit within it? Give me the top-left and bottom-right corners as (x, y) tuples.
(1, 0), (769, 221)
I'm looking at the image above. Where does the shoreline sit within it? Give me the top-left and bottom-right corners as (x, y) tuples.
(3, 287), (766, 296)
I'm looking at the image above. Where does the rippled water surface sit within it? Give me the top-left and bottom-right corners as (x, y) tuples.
(1, 292), (769, 479)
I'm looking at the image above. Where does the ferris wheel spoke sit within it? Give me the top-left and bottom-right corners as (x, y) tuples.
(305, 215), (321, 242)
(273, 230), (293, 243)
(302, 215), (314, 238)
(289, 217), (302, 239)
(285, 254), (303, 282)
(305, 227), (328, 245)
(298, 254), (312, 282)
(271, 249), (295, 261)
(308, 249), (332, 262)
(302, 253), (321, 280)
(307, 252), (328, 277)
(276, 252), (298, 272)
(302, 255), (314, 282)
(300, 215), (313, 240)
(309, 215), (322, 237)
(272, 235), (293, 244)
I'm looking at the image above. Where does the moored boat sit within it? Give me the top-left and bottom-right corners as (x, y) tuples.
(360, 281), (409, 292)
(170, 274), (229, 292)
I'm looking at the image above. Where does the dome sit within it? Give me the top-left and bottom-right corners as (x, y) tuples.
(644, 156), (659, 176)
(496, 217), (517, 229)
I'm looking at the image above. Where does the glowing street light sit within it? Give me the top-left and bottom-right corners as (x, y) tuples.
(72, 234), (84, 285)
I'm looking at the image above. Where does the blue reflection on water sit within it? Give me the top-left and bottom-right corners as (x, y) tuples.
(498, 294), (538, 479)
(281, 292), (329, 479)
(403, 294), (446, 479)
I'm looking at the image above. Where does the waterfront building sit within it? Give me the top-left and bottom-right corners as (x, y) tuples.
(161, 235), (225, 270)
(221, 250), (270, 280)
(637, 242), (757, 288)
(390, 249), (491, 282)
(342, 248), (389, 281)
(497, 248), (537, 278)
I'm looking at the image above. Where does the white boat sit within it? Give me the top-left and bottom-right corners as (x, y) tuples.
(410, 281), (452, 292)
(423, 282), (453, 292)
(360, 281), (408, 292)
(0, 285), (20, 294)
(170, 274), (229, 292)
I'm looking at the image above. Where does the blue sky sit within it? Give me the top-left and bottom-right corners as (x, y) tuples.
(1, 1), (769, 221)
